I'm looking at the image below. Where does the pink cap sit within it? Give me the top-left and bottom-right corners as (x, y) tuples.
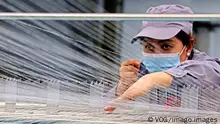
(132, 4), (194, 43)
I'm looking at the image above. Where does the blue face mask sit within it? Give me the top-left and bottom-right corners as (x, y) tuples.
(141, 46), (186, 73)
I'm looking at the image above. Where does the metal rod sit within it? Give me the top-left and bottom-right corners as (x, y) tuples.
(0, 13), (220, 21)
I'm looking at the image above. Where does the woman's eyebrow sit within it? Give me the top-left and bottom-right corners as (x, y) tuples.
(158, 39), (174, 43)
(143, 42), (151, 46)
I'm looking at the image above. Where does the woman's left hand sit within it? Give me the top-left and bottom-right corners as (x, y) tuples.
(104, 93), (134, 114)
(104, 72), (173, 114)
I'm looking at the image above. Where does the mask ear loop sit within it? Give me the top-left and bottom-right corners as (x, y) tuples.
(178, 46), (186, 56)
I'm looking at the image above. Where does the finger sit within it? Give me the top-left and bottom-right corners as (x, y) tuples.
(104, 97), (132, 114)
(120, 66), (139, 74)
(120, 78), (138, 84)
(104, 98), (124, 114)
(104, 105), (116, 114)
(120, 71), (138, 78)
(104, 98), (118, 114)
(120, 78), (137, 84)
(121, 59), (140, 68)
(121, 60), (140, 69)
(119, 77), (138, 86)
(117, 81), (133, 90)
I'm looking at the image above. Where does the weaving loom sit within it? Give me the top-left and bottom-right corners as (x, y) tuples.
(1, 1), (220, 123)
(0, 76), (220, 123)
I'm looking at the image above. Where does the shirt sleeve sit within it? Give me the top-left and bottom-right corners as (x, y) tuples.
(164, 60), (220, 112)
(166, 60), (208, 78)
(164, 60), (220, 87)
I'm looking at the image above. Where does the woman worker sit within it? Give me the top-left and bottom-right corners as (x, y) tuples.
(104, 4), (220, 113)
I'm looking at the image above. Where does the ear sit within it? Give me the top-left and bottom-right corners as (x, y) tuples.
(186, 36), (196, 54)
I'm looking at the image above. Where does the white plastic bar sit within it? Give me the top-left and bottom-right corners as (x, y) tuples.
(46, 80), (60, 115)
(5, 78), (17, 112)
(0, 13), (220, 21)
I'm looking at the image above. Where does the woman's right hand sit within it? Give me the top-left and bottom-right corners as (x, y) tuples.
(116, 60), (140, 97)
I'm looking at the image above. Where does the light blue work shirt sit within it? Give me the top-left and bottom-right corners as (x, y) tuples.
(165, 49), (220, 86)
(164, 49), (220, 111)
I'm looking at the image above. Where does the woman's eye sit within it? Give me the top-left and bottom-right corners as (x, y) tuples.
(145, 45), (154, 50)
(162, 44), (172, 50)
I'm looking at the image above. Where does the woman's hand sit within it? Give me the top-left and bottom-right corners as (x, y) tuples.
(105, 72), (173, 114)
(116, 60), (140, 97)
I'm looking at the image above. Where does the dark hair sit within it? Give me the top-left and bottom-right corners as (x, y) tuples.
(175, 30), (194, 60)
(175, 30), (191, 46)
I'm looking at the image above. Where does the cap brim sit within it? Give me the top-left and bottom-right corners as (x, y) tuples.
(131, 26), (182, 43)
